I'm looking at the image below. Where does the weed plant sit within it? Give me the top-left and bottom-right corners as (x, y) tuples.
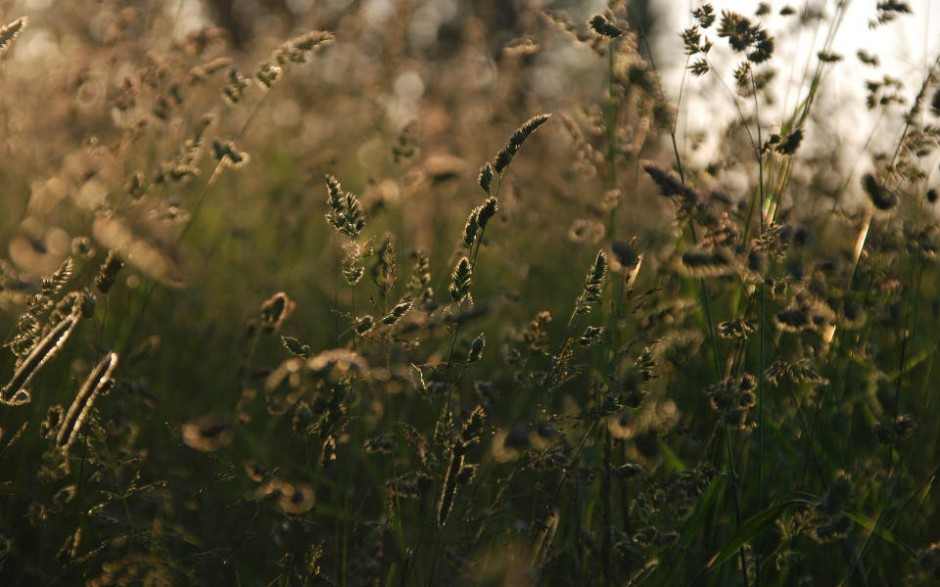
(1, 1), (940, 585)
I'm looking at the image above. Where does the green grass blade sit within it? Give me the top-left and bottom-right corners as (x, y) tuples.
(681, 473), (727, 552)
(705, 499), (801, 571)
(841, 509), (915, 556)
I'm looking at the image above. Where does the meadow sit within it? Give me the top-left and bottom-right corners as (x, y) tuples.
(1, 0), (939, 585)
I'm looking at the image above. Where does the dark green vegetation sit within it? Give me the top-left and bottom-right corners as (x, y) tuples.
(1, 1), (940, 585)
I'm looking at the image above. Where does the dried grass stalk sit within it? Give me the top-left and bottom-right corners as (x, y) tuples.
(56, 352), (119, 452)
(0, 17), (27, 56)
(1, 304), (83, 406)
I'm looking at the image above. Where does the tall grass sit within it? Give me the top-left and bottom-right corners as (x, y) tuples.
(1, 1), (940, 585)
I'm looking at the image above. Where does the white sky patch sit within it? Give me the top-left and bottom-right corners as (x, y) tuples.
(165, 0), (209, 40)
(655, 1), (940, 194)
(363, 0), (395, 25)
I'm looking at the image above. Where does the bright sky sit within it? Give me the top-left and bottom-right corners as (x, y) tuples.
(660, 0), (940, 70)
(654, 0), (940, 187)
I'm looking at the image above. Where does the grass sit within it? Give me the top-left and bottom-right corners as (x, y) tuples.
(1, 1), (940, 585)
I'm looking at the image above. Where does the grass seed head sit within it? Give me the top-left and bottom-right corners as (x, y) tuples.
(221, 68), (252, 105)
(579, 325), (605, 347)
(863, 173), (898, 212)
(678, 248), (735, 278)
(382, 301), (413, 325)
(0, 17), (27, 56)
(274, 30), (334, 65)
(775, 308), (810, 332)
(465, 332), (485, 364)
(449, 257), (473, 305)
(355, 314), (375, 335)
(718, 318), (757, 340)
(386, 472), (431, 498)
(260, 292), (295, 332)
(40, 405), (64, 439)
(281, 336), (312, 358)
(256, 61), (282, 89)
(478, 197), (498, 229)
(437, 449), (463, 527)
(324, 174), (366, 239)
(775, 128), (805, 154)
(2, 303), (84, 406)
(589, 14), (622, 38)
(463, 208), (481, 247)
(642, 162), (699, 203)
(492, 114), (551, 174)
(57, 352), (119, 453)
(95, 251), (124, 294)
(306, 349), (369, 380)
(321, 435), (337, 468)
(478, 163), (494, 193)
(212, 140), (250, 169)
(693, 4), (716, 28)
(182, 414), (233, 453)
(573, 250), (609, 317)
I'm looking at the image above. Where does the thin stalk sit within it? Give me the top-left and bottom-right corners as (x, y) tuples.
(341, 490), (349, 587)
(644, 29), (742, 585)
(825, 52), (940, 346)
(602, 428), (613, 584)
(605, 38), (619, 241)
(895, 256), (924, 420)
(749, 64), (768, 586)
(443, 169), (507, 385)
(643, 37), (722, 380)
(725, 426), (749, 587)
(120, 91), (273, 357)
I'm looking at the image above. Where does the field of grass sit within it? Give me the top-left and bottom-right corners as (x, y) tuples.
(1, 1), (940, 585)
